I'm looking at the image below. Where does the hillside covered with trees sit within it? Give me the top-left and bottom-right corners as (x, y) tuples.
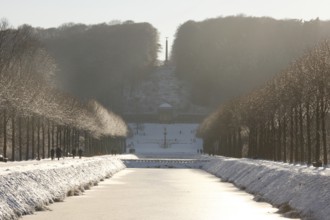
(36, 21), (159, 113)
(172, 16), (330, 107)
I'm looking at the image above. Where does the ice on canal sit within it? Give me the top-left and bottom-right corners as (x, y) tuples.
(22, 169), (297, 220)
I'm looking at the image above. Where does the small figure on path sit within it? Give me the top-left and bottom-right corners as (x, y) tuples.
(50, 148), (55, 160)
(56, 147), (62, 160)
(78, 148), (83, 159)
(72, 148), (76, 158)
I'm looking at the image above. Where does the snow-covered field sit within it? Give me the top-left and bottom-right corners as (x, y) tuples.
(0, 156), (135, 220)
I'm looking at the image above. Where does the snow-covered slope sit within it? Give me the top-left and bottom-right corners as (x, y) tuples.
(0, 156), (128, 220)
(126, 123), (203, 157)
(202, 156), (330, 220)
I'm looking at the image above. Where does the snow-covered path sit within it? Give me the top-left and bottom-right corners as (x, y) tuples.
(22, 169), (295, 220)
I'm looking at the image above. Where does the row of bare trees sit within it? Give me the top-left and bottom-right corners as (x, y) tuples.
(198, 39), (330, 166)
(0, 20), (127, 161)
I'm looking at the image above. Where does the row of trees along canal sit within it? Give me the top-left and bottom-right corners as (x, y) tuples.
(0, 21), (127, 161)
(198, 40), (330, 166)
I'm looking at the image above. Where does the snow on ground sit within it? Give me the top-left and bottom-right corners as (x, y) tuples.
(1, 127), (330, 220)
(201, 156), (330, 220)
(0, 156), (128, 220)
(126, 123), (203, 157)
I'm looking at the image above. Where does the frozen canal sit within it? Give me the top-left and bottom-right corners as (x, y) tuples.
(23, 169), (297, 220)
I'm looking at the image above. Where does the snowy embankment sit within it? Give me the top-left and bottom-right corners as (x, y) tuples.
(0, 156), (132, 220)
(202, 156), (330, 220)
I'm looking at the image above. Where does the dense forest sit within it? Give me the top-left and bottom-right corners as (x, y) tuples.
(0, 20), (128, 161)
(172, 16), (330, 107)
(36, 21), (159, 113)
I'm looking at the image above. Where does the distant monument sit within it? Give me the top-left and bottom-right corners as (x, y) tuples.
(165, 37), (169, 64)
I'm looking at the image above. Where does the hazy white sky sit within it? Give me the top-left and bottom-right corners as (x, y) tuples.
(1, 0), (330, 59)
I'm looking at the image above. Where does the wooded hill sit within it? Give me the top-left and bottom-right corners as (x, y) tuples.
(36, 21), (159, 113)
(172, 16), (330, 107)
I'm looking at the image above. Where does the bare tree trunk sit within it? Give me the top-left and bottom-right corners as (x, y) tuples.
(18, 116), (22, 161)
(67, 128), (71, 154)
(283, 115), (287, 162)
(277, 118), (282, 161)
(3, 109), (7, 159)
(76, 130), (80, 151)
(229, 132), (233, 157)
(257, 125), (262, 158)
(71, 128), (75, 153)
(59, 126), (62, 154)
(63, 126), (70, 155)
(11, 112), (15, 161)
(233, 129), (237, 157)
(258, 125), (264, 159)
(84, 131), (88, 155)
(306, 103), (312, 165)
(262, 123), (267, 159)
(321, 98), (327, 165)
(31, 116), (35, 159)
(290, 108), (294, 163)
(271, 118), (276, 161)
(315, 99), (321, 163)
(299, 104), (304, 163)
(238, 127), (242, 158)
(51, 122), (54, 149)
(26, 117), (30, 160)
(42, 118), (45, 159)
(248, 127), (253, 158)
(47, 119), (50, 158)
(254, 126), (259, 158)
(294, 107), (299, 163)
(56, 125), (59, 150)
(37, 117), (40, 159)
(89, 136), (92, 156)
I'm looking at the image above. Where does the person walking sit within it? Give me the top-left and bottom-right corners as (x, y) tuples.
(50, 148), (55, 160)
(78, 148), (83, 159)
(72, 148), (76, 159)
(56, 147), (62, 160)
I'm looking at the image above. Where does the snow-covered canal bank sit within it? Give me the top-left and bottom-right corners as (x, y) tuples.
(22, 168), (294, 220)
(0, 156), (127, 219)
(202, 156), (330, 220)
(2, 154), (329, 219)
